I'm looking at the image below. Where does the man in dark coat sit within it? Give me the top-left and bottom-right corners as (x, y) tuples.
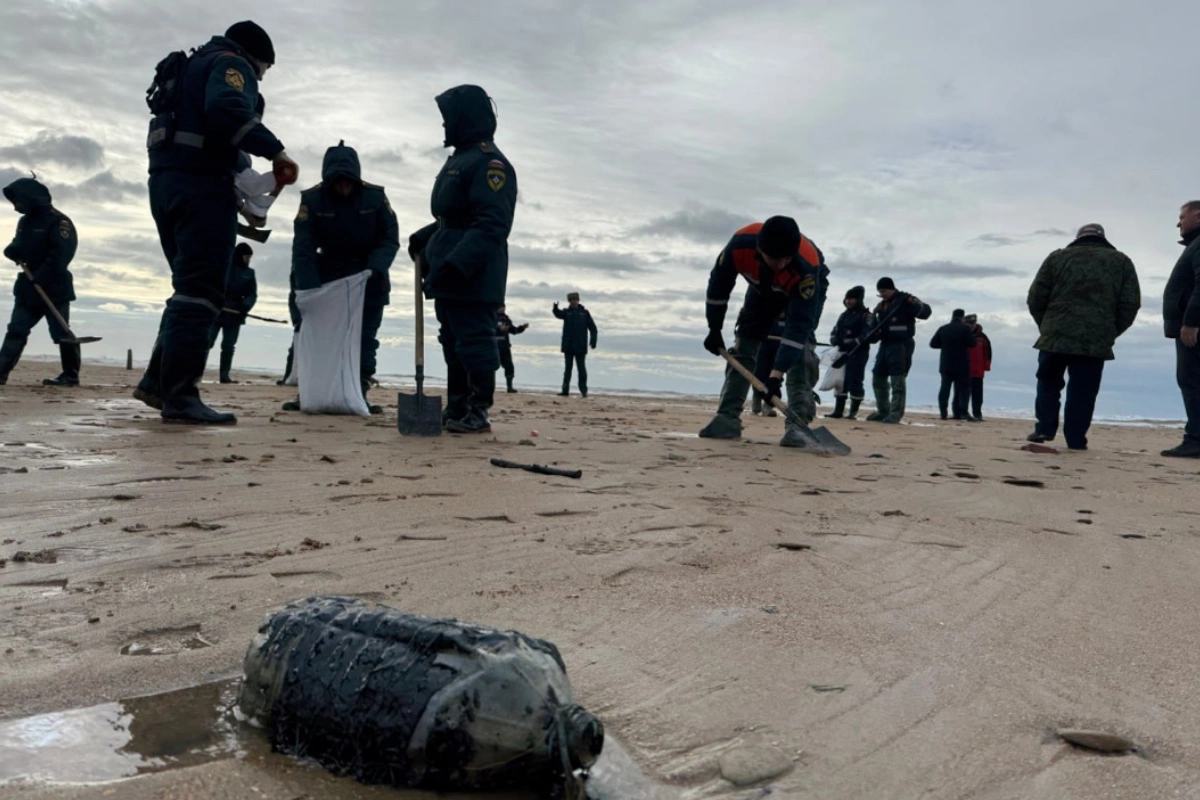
(866, 278), (932, 424)
(1026, 223), (1140, 449)
(826, 285), (873, 419)
(1162, 202), (1200, 458)
(409, 85), (517, 434)
(209, 242), (257, 383)
(135, 20), (297, 424)
(930, 308), (977, 420)
(1, 177), (79, 386)
(495, 304), (527, 393)
(553, 292), (597, 397)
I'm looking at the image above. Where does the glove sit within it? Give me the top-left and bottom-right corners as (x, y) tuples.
(703, 329), (726, 356)
(271, 151), (299, 190)
(762, 376), (783, 404)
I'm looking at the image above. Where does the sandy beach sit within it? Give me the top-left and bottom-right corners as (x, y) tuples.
(2, 361), (1199, 799)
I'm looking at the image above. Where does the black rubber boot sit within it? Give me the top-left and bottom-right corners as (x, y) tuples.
(277, 344), (294, 386)
(442, 360), (471, 427)
(135, 334), (165, 408)
(219, 349), (234, 384)
(505, 375), (516, 393)
(446, 370), (494, 434)
(846, 398), (862, 420)
(362, 379), (382, 415)
(1162, 439), (1200, 458)
(158, 301), (236, 426)
(42, 343), (81, 386)
(825, 395), (846, 419)
(0, 333), (26, 385)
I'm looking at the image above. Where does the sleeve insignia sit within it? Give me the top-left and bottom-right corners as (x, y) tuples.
(296, 205), (308, 222)
(486, 169), (506, 192)
(58, 220), (72, 239)
(487, 159), (506, 170)
(225, 68), (246, 92)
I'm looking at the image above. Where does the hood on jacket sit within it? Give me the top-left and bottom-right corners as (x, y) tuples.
(3, 177), (51, 214)
(321, 140), (362, 184)
(1068, 234), (1115, 250)
(435, 84), (497, 149)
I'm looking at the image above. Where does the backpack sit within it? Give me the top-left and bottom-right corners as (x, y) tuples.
(145, 50), (193, 149)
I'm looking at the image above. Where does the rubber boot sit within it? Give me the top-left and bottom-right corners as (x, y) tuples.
(698, 414), (742, 439)
(825, 395), (846, 419)
(882, 375), (907, 424)
(218, 349), (234, 384)
(447, 370), (493, 433)
(442, 359), (471, 427)
(763, 406), (778, 418)
(43, 343), (81, 386)
(0, 333), (26, 385)
(751, 394), (762, 415)
(362, 379), (382, 415)
(277, 344), (294, 386)
(135, 334), (165, 409)
(158, 301), (236, 425)
(846, 397), (862, 420)
(866, 374), (890, 421)
(506, 374), (516, 393)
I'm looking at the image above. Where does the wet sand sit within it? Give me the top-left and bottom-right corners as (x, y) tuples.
(2, 361), (1200, 799)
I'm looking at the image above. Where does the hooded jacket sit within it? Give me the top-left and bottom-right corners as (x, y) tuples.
(408, 85), (517, 305)
(291, 142), (399, 305)
(3, 178), (76, 305)
(223, 246), (258, 319)
(1163, 228), (1200, 338)
(968, 325), (992, 378)
(1027, 235), (1140, 360)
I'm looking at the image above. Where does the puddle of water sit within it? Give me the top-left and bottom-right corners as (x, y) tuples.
(0, 680), (677, 799)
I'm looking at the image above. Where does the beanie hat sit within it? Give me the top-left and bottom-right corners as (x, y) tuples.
(757, 216), (801, 259)
(234, 242), (253, 258)
(845, 285), (865, 302)
(1075, 223), (1105, 239)
(567, 292), (580, 301)
(877, 277), (896, 291)
(952, 308), (965, 320)
(226, 21), (275, 64)
(964, 314), (977, 325)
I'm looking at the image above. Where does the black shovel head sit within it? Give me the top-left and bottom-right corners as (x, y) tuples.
(64, 335), (102, 344)
(397, 390), (442, 436)
(808, 425), (852, 456)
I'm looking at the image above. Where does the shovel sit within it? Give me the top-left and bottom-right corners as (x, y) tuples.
(19, 264), (101, 344)
(718, 347), (851, 456)
(397, 256), (442, 436)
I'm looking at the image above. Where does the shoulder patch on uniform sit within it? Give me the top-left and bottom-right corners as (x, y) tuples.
(486, 168), (506, 192)
(58, 219), (72, 239)
(487, 159), (506, 170)
(296, 205), (309, 222)
(479, 142), (496, 153)
(224, 68), (245, 92)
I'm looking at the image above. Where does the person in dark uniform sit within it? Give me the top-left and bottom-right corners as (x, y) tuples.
(409, 85), (517, 434)
(930, 308), (977, 421)
(135, 20), (298, 424)
(209, 242), (257, 383)
(1162, 201), (1200, 458)
(0, 177), (79, 386)
(288, 141), (399, 414)
(826, 285), (873, 419)
(276, 276), (299, 385)
(751, 311), (785, 416)
(495, 304), (527, 393)
(699, 216), (829, 447)
(553, 292), (597, 396)
(866, 277), (931, 424)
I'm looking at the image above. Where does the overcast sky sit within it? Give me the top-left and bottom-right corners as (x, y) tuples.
(0, 0), (1191, 420)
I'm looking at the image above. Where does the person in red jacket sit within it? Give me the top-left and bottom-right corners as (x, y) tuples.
(964, 314), (992, 421)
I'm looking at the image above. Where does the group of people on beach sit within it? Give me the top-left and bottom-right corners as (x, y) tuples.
(2, 19), (1198, 457)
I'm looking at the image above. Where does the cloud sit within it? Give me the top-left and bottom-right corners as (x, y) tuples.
(0, 131), (105, 170)
(628, 204), (752, 245)
(98, 302), (128, 312)
(969, 229), (1072, 248)
(53, 170), (145, 204)
(509, 245), (652, 274)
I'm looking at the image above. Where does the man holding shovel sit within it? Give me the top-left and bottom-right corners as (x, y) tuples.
(699, 216), (831, 448)
(1, 177), (80, 386)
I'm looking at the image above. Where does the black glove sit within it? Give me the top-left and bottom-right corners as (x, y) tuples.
(703, 329), (726, 355)
(762, 376), (782, 404)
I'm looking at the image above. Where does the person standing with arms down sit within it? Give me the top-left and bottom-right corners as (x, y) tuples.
(929, 308), (976, 421)
(963, 314), (991, 421)
(1026, 223), (1140, 450)
(209, 242), (257, 384)
(825, 286), (873, 419)
(409, 85), (517, 434)
(0, 177), (79, 387)
(135, 20), (298, 424)
(554, 292), (597, 397)
(699, 216), (829, 447)
(866, 278), (931, 424)
(1161, 202), (1200, 458)
(495, 304), (527, 393)
(287, 141), (399, 414)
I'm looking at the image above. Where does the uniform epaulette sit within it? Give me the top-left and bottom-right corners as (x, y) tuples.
(479, 142), (496, 153)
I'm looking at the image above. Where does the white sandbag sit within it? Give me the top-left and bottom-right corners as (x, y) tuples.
(293, 271), (370, 416)
(817, 347), (845, 393)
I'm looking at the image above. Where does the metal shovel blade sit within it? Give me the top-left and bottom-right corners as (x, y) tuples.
(64, 335), (102, 344)
(808, 425), (852, 456)
(397, 390), (442, 437)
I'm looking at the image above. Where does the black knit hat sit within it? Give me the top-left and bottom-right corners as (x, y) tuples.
(877, 277), (896, 291)
(235, 242), (253, 258)
(845, 285), (865, 302)
(757, 216), (801, 259)
(226, 21), (275, 64)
